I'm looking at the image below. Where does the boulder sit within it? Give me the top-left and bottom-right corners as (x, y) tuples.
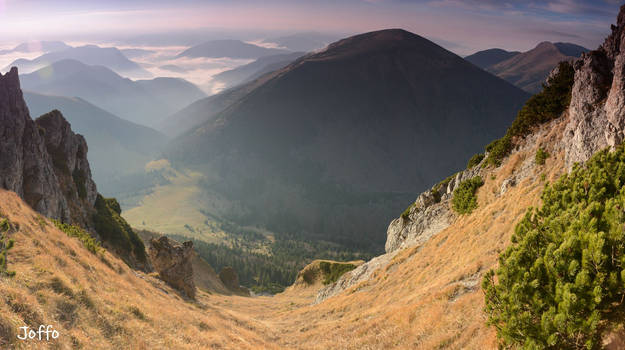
(219, 266), (250, 296)
(148, 236), (196, 299)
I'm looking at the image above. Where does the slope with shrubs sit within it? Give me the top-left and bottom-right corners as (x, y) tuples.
(0, 189), (281, 349)
(484, 61), (574, 166)
(484, 145), (625, 349)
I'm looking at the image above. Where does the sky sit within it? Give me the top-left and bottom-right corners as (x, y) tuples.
(0, 0), (621, 55)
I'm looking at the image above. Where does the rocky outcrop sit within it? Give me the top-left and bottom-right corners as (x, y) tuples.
(219, 266), (250, 296)
(0, 67), (96, 226)
(148, 236), (196, 299)
(385, 191), (453, 254)
(319, 161), (486, 302)
(35, 110), (98, 228)
(315, 253), (396, 303)
(563, 5), (625, 167)
(385, 162), (483, 254)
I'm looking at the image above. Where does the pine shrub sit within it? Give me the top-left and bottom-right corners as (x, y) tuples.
(319, 261), (356, 285)
(483, 145), (625, 349)
(52, 219), (100, 254)
(467, 153), (485, 169)
(536, 147), (550, 165)
(0, 218), (15, 277)
(485, 61), (574, 166)
(451, 176), (484, 214)
(93, 195), (146, 263)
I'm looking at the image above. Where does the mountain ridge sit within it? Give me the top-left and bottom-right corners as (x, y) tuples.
(20, 59), (206, 128)
(4, 45), (151, 78)
(469, 41), (589, 93)
(177, 39), (290, 59)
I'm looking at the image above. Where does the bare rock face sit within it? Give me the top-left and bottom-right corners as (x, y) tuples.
(385, 190), (453, 254)
(563, 5), (625, 166)
(148, 236), (196, 299)
(384, 161), (483, 254)
(0, 68), (99, 228)
(0, 68), (70, 222)
(315, 252), (396, 303)
(35, 110), (98, 228)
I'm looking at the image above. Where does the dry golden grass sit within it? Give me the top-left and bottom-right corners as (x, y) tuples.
(0, 119), (568, 349)
(0, 190), (281, 350)
(219, 119), (567, 350)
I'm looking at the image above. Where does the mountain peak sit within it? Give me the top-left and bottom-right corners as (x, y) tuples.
(602, 4), (625, 59)
(307, 28), (449, 62)
(325, 29), (427, 51)
(0, 67), (20, 90)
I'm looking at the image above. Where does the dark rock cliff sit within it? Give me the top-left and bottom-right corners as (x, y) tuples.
(0, 67), (73, 222)
(563, 4), (625, 166)
(0, 67), (147, 269)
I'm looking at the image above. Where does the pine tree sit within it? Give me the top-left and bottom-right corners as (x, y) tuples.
(483, 145), (625, 349)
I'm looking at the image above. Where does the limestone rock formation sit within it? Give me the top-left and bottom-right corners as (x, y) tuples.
(384, 162), (483, 254)
(563, 4), (625, 167)
(219, 266), (250, 296)
(385, 191), (453, 254)
(148, 236), (196, 299)
(0, 67), (96, 226)
(35, 110), (98, 228)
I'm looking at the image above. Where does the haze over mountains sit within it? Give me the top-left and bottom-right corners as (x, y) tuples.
(0, 41), (70, 55)
(23, 92), (165, 194)
(20, 59), (206, 128)
(177, 39), (291, 59)
(162, 29), (529, 251)
(5, 45), (153, 78)
(466, 41), (589, 93)
(209, 52), (305, 91)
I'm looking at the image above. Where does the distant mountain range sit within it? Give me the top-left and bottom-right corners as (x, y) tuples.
(466, 42), (589, 93)
(162, 29), (530, 251)
(209, 52), (304, 91)
(176, 39), (290, 59)
(4, 45), (152, 78)
(0, 40), (71, 55)
(19, 59), (206, 128)
(23, 92), (166, 194)
(464, 48), (520, 69)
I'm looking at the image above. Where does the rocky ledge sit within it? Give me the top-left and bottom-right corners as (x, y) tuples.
(148, 236), (196, 299)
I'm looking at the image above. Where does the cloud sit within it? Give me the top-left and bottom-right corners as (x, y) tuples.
(429, 0), (618, 18)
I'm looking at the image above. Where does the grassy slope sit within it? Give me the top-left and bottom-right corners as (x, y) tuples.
(0, 190), (279, 350)
(225, 117), (567, 349)
(121, 162), (272, 251)
(1, 117), (568, 349)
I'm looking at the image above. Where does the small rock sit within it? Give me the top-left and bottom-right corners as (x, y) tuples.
(500, 177), (516, 195)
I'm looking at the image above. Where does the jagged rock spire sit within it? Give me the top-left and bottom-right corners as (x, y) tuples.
(562, 5), (625, 166)
(0, 67), (97, 227)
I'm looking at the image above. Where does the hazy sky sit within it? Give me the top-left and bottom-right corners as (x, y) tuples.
(0, 0), (621, 55)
